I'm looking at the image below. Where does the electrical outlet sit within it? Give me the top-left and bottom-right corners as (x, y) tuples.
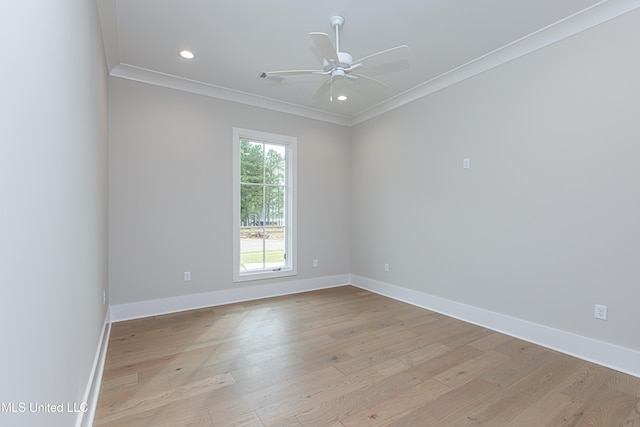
(595, 304), (607, 320)
(103, 290), (107, 305)
(184, 271), (191, 282)
(463, 158), (470, 169)
(313, 259), (318, 268)
(384, 263), (389, 272)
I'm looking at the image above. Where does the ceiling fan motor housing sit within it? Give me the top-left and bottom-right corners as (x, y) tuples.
(337, 52), (352, 68)
(323, 52), (353, 72)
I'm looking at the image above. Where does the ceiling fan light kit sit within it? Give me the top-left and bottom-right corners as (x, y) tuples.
(179, 50), (195, 59)
(260, 15), (408, 103)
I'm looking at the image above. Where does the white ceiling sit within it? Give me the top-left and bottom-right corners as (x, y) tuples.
(97, 0), (637, 125)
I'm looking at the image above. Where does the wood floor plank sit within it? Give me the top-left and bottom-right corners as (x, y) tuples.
(96, 406), (214, 427)
(463, 351), (584, 426)
(468, 330), (515, 351)
(340, 379), (451, 426)
(501, 391), (582, 427)
(342, 330), (418, 357)
(94, 285), (640, 427)
(569, 385), (639, 426)
(95, 373), (235, 424)
(335, 333), (444, 375)
(295, 371), (421, 426)
(480, 342), (556, 388)
(369, 341), (450, 378)
(433, 350), (510, 388)
(556, 361), (616, 403)
(386, 378), (501, 426)
(100, 372), (139, 392)
(255, 367), (383, 425)
(608, 371), (640, 398)
(368, 313), (439, 338)
(407, 344), (484, 381)
(620, 400), (640, 426)
(212, 410), (264, 427)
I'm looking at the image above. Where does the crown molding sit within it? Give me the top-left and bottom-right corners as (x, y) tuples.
(349, 0), (640, 126)
(104, 0), (640, 127)
(109, 64), (351, 127)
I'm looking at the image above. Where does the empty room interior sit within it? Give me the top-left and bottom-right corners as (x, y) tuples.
(2, 1), (640, 426)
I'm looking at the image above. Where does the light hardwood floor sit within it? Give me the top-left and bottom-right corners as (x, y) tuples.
(94, 286), (640, 426)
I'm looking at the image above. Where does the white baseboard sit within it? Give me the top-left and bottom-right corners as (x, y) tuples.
(351, 275), (640, 379)
(77, 309), (112, 427)
(108, 274), (639, 379)
(110, 274), (350, 322)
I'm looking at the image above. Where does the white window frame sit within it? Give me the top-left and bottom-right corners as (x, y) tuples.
(233, 127), (297, 282)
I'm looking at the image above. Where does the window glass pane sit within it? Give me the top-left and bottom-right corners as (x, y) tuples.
(240, 231), (265, 272)
(240, 184), (263, 226)
(240, 140), (264, 184)
(264, 227), (286, 268)
(264, 144), (286, 186)
(265, 186), (285, 227)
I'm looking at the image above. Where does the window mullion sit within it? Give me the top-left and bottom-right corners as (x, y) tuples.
(262, 146), (266, 269)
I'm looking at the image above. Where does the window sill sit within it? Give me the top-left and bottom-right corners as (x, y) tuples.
(233, 267), (297, 283)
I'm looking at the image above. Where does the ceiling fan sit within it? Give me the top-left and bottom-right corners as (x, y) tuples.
(259, 16), (409, 102)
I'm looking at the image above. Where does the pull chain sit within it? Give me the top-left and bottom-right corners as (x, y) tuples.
(330, 78), (333, 102)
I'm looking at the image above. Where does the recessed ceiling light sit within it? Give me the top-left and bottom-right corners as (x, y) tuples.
(337, 95), (348, 101)
(179, 50), (195, 59)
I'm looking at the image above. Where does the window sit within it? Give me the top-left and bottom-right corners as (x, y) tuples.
(233, 128), (297, 282)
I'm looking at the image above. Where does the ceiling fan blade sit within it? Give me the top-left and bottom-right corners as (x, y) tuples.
(260, 70), (323, 78)
(347, 74), (390, 98)
(345, 63), (363, 73)
(359, 58), (410, 77)
(309, 32), (338, 63)
(354, 45), (409, 67)
(349, 73), (390, 97)
(351, 73), (389, 88)
(311, 78), (333, 100)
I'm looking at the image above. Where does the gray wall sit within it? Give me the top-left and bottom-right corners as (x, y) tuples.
(108, 78), (351, 304)
(351, 9), (640, 351)
(0, 1), (109, 426)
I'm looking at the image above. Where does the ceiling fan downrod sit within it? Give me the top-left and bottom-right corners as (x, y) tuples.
(330, 16), (344, 55)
